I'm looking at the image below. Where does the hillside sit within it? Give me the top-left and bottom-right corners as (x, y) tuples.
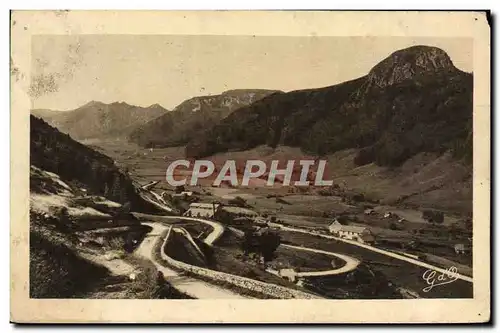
(30, 115), (159, 212)
(29, 116), (187, 298)
(31, 101), (168, 140)
(185, 46), (473, 168)
(128, 89), (279, 148)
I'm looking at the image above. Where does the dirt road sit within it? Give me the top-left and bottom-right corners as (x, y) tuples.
(159, 216), (224, 245)
(269, 223), (473, 283)
(281, 244), (361, 277)
(134, 223), (249, 299)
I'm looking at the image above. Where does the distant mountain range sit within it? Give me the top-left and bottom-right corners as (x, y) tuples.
(29, 45), (473, 213)
(128, 89), (279, 147)
(31, 101), (168, 140)
(32, 45), (472, 170)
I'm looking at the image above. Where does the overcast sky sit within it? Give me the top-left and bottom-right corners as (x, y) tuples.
(31, 35), (472, 111)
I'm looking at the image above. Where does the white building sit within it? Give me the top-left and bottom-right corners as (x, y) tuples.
(327, 219), (343, 233)
(328, 220), (375, 244)
(184, 202), (220, 218)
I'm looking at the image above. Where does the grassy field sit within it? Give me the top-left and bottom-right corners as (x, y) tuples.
(271, 246), (344, 272)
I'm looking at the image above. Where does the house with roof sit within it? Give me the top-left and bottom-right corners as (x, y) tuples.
(328, 219), (343, 234)
(454, 243), (471, 255)
(328, 220), (375, 244)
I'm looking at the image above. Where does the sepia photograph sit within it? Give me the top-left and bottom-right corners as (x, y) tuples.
(10, 10), (490, 323)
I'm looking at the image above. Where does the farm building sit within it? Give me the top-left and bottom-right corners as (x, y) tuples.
(328, 219), (343, 234)
(328, 221), (375, 244)
(454, 243), (471, 255)
(184, 202), (221, 218)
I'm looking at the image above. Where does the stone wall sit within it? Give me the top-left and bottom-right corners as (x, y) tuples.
(161, 226), (321, 299)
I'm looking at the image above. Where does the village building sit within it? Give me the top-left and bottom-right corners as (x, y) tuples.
(184, 202), (221, 218)
(454, 243), (470, 255)
(328, 219), (343, 234)
(328, 220), (375, 244)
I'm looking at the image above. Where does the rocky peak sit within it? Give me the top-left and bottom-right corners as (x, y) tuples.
(366, 45), (456, 89)
(80, 100), (106, 109)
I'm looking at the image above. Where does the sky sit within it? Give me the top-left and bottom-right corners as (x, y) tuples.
(31, 35), (473, 111)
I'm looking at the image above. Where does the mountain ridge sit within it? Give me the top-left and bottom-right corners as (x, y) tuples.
(31, 101), (168, 141)
(128, 89), (280, 148)
(184, 45), (472, 168)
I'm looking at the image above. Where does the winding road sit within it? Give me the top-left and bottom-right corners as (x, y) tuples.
(135, 202), (471, 300)
(268, 223), (473, 283)
(229, 226), (361, 277)
(134, 222), (249, 299)
(134, 214), (360, 299)
(160, 216), (224, 245)
(281, 244), (361, 277)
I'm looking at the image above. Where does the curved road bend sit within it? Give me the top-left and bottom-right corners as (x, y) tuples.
(281, 244), (361, 277)
(134, 222), (249, 299)
(229, 226), (360, 276)
(268, 223), (473, 283)
(160, 216), (224, 245)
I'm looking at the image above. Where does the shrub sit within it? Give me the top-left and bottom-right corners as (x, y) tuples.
(422, 210), (444, 224)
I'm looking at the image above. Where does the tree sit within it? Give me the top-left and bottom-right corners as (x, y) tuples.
(258, 230), (281, 262)
(464, 219), (472, 231)
(51, 206), (72, 232)
(241, 230), (259, 255)
(389, 222), (400, 230)
(229, 196), (248, 208)
(422, 210), (444, 224)
(336, 214), (350, 225)
(115, 201), (132, 219)
(240, 229), (281, 263)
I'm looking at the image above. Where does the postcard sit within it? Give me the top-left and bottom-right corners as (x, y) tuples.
(10, 10), (490, 323)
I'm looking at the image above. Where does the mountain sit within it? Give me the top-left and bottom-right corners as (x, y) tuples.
(31, 101), (168, 140)
(30, 115), (159, 212)
(128, 89), (279, 148)
(185, 46), (472, 168)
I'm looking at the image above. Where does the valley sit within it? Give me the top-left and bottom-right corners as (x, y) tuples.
(29, 44), (473, 300)
(79, 137), (472, 299)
